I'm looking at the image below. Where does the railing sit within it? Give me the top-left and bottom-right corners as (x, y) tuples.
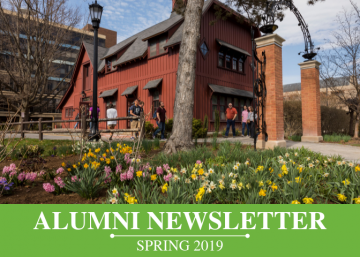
(0, 112), (145, 141)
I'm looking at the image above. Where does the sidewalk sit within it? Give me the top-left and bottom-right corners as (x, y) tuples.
(197, 136), (360, 162)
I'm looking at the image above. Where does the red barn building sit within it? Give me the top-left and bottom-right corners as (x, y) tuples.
(58, 0), (259, 131)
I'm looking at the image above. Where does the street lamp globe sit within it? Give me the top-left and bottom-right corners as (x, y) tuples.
(89, 0), (103, 29)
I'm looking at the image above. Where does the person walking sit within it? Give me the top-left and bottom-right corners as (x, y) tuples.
(106, 103), (117, 141)
(248, 106), (257, 138)
(241, 106), (249, 136)
(74, 112), (79, 129)
(223, 102), (237, 138)
(89, 105), (100, 130)
(129, 99), (142, 140)
(153, 101), (167, 140)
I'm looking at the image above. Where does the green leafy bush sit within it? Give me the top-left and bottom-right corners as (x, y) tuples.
(324, 134), (352, 143)
(214, 109), (220, 132)
(203, 115), (209, 130)
(144, 122), (155, 138)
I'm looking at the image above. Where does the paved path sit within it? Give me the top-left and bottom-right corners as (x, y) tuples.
(8, 133), (360, 162)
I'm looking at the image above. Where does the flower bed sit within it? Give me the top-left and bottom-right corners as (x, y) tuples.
(2, 142), (360, 204)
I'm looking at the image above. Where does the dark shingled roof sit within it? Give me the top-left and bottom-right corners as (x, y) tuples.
(143, 78), (163, 90)
(283, 77), (350, 92)
(209, 84), (254, 98)
(83, 41), (108, 70)
(121, 85), (138, 96)
(99, 88), (118, 98)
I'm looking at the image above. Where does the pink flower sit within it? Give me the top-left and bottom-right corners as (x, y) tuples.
(196, 160), (202, 164)
(124, 153), (131, 164)
(38, 170), (46, 177)
(156, 167), (163, 175)
(25, 172), (37, 182)
(116, 165), (122, 174)
(17, 172), (26, 182)
(54, 177), (65, 188)
(9, 163), (16, 171)
(128, 166), (134, 173)
(43, 183), (55, 193)
(104, 178), (112, 184)
(126, 170), (133, 180)
(143, 171), (149, 178)
(163, 173), (173, 182)
(9, 171), (17, 177)
(56, 167), (64, 175)
(104, 166), (112, 177)
(163, 164), (170, 171)
(120, 172), (127, 181)
(2, 166), (10, 175)
(71, 176), (78, 182)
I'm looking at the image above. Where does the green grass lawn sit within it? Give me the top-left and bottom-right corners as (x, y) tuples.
(4, 138), (74, 157)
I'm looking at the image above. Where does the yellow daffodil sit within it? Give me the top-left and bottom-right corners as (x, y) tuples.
(196, 187), (205, 202)
(337, 194), (347, 202)
(258, 181), (264, 187)
(353, 198), (360, 204)
(95, 148), (101, 153)
(191, 174), (197, 180)
(342, 179), (350, 186)
(355, 166), (360, 172)
(84, 163), (89, 169)
(271, 183), (278, 192)
(136, 171), (142, 177)
(259, 189), (266, 197)
(67, 168), (71, 172)
(292, 200), (301, 204)
(269, 168), (274, 173)
(198, 169), (204, 175)
(219, 183), (225, 190)
(112, 188), (118, 195)
(302, 197), (314, 204)
(162, 183), (168, 193)
(61, 162), (66, 167)
(295, 177), (301, 183)
(151, 174), (157, 181)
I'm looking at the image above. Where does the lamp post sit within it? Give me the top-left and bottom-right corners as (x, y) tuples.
(88, 0), (103, 141)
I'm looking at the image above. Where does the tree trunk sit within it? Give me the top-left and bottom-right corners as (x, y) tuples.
(354, 111), (360, 139)
(164, 0), (204, 154)
(349, 110), (354, 137)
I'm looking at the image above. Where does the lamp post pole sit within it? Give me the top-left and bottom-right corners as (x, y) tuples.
(89, 0), (103, 141)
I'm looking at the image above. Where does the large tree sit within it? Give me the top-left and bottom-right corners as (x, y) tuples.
(319, 0), (360, 138)
(165, 0), (325, 154)
(0, 0), (84, 121)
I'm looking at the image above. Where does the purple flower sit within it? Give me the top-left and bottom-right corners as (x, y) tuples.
(156, 167), (163, 175)
(196, 160), (202, 164)
(104, 166), (112, 176)
(9, 171), (17, 177)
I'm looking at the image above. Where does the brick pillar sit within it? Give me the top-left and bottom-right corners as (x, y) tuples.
(255, 34), (286, 149)
(299, 60), (323, 142)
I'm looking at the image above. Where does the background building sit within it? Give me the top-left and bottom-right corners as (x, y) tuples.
(0, 9), (117, 122)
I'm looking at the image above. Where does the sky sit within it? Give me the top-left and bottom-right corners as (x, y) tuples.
(76, 0), (356, 85)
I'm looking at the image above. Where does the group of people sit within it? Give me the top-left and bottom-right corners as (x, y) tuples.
(73, 99), (168, 141)
(224, 104), (257, 139)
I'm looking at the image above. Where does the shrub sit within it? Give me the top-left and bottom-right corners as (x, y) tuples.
(289, 135), (301, 141)
(154, 138), (160, 149)
(283, 101), (350, 137)
(323, 134), (352, 143)
(144, 122), (155, 138)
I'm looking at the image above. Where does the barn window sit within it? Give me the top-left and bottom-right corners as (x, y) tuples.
(148, 34), (168, 58)
(152, 89), (160, 116)
(65, 107), (74, 118)
(106, 56), (117, 73)
(218, 51), (224, 67)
